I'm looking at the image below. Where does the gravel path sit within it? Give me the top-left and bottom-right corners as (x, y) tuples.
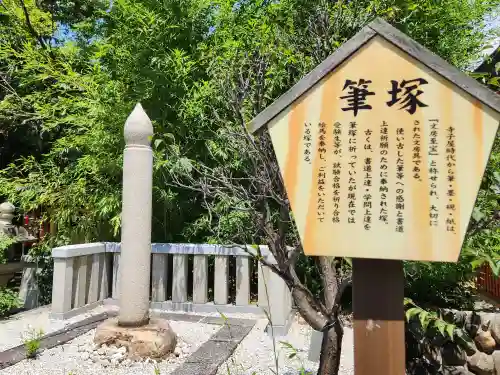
(216, 315), (354, 375)
(0, 306), (354, 375)
(0, 305), (113, 352)
(0, 320), (218, 375)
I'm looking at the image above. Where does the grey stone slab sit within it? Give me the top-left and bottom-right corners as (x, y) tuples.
(152, 311), (204, 323)
(228, 318), (258, 327)
(200, 316), (256, 327)
(210, 325), (253, 342)
(104, 299), (263, 320)
(191, 302), (262, 315)
(49, 300), (104, 320)
(308, 329), (323, 362)
(185, 341), (236, 363)
(171, 361), (220, 375)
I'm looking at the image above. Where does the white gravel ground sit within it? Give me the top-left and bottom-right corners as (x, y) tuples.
(0, 306), (354, 375)
(217, 315), (354, 375)
(0, 320), (218, 375)
(0, 305), (112, 352)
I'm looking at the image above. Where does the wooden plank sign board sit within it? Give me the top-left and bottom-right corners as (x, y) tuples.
(249, 18), (500, 375)
(250, 18), (500, 262)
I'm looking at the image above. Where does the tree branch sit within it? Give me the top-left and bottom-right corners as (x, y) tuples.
(19, 0), (54, 59)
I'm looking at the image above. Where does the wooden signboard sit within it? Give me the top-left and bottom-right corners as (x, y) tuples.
(250, 18), (500, 375)
(250, 19), (500, 263)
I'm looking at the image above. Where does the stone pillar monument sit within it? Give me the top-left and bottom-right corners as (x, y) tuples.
(118, 103), (153, 327)
(94, 104), (177, 360)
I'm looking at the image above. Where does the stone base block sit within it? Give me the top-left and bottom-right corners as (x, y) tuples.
(94, 317), (177, 360)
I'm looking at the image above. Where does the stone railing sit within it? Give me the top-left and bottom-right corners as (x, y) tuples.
(51, 242), (293, 335)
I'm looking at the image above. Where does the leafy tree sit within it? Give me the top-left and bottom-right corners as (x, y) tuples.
(0, 0), (212, 244)
(160, 2), (500, 374)
(0, 1), (498, 374)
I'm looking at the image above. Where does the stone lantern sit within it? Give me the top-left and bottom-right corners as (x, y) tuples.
(0, 202), (38, 309)
(0, 202), (16, 236)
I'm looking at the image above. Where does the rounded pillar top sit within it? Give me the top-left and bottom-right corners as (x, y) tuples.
(124, 103), (154, 146)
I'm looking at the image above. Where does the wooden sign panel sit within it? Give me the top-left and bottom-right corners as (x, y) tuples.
(253, 28), (500, 262)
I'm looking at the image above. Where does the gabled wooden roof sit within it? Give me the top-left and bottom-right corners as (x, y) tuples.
(249, 17), (500, 133)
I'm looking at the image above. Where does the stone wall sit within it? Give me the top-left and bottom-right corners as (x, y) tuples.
(406, 309), (500, 375)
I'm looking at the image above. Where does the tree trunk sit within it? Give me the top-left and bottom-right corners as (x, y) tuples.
(317, 317), (343, 375)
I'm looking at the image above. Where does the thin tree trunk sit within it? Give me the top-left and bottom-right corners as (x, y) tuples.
(317, 317), (343, 375)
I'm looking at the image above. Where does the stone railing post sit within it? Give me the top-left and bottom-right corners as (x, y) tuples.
(258, 248), (293, 336)
(51, 252), (74, 317)
(118, 104), (154, 327)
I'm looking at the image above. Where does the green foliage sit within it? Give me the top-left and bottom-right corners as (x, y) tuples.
(0, 0), (499, 318)
(22, 327), (44, 358)
(0, 0), (216, 248)
(280, 340), (299, 360)
(405, 298), (457, 340)
(404, 261), (476, 309)
(279, 341), (315, 374)
(0, 234), (17, 264)
(0, 288), (20, 316)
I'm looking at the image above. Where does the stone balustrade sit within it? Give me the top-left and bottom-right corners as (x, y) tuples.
(50, 242), (293, 335)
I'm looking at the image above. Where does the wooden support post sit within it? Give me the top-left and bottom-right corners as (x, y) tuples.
(353, 259), (405, 375)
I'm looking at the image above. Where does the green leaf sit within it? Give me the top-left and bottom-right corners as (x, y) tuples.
(455, 329), (474, 346)
(435, 320), (446, 337)
(472, 208), (486, 222)
(404, 297), (415, 306)
(279, 341), (295, 349)
(154, 139), (163, 149)
(470, 258), (486, 270)
(418, 310), (429, 328)
(446, 324), (456, 340)
(406, 307), (421, 322)
(487, 77), (500, 87)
